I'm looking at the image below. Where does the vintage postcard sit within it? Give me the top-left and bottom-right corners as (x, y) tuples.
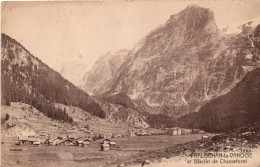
(1, 0), (260, 166)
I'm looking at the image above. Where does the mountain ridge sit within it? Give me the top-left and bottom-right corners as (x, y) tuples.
(82, 5), (260, 129)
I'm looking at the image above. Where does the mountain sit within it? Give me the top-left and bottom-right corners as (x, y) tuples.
(56, 49), (130, 95)
(173, 68), (260, 132)
(83, 4), (260, 121)
(82, 49), (130, 95)
(1, 33), (106, 120)
(1, 33), (148, 128)
(56, 60), (88, 86)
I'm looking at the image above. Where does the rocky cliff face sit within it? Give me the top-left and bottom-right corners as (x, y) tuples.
(82, 49), (130, 95)
(84, 5), (260, 119)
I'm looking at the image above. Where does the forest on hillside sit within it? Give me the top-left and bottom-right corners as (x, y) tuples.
(1, 34), (106, 123)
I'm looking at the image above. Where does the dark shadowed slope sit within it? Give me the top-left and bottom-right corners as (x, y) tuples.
(173, 68), (260, 132)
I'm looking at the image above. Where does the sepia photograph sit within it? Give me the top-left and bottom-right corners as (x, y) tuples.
(1, 0), (260, 166)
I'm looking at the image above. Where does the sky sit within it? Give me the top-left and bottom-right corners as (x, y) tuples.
(2, 0), (260, 71)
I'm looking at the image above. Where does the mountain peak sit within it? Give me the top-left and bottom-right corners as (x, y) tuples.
(186, 4), (200, 9)
(162, 5), (219, 45)
(167, 4), (211, 21)
(184, 4), (211, 12)
(180, 4), (215, 22)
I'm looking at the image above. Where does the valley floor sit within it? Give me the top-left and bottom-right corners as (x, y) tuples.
(2, 103), (260, 167)
(2, 132), (260, 167)
(1, 134), (204, 167)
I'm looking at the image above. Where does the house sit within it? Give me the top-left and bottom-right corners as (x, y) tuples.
(103, 139), (110, 145)
(168, 128), (182, 135)
(74, 140), (79, 146)
(182, 129), (192, 135)
(110, 141), (116, 150)
(61, 136), (75, 146)
(168, 129), (178, 136)
(202, 135), (209, 139)
(49, 138), (57, 146)
(100, 139), (117, 151)
(136, 132), (149, 136)
(74, 136), (83, 146)
(54, 138), (73, 146)
(53, 139), (64, 146)
(66, 137), (76, 146)
(63, 139), (72, 146)
(177, 129), (182, 135)
(101, 143), (110, 151)
(76, 138), (91, 147)
(55, 139), (64, 146)
(19, 136), (29, 145)
(43, 139), (50, 146)
(127, 130), (136, 137)
(82, 139), (91, 147)
(33, 141), (40, 146)
(27, 137), (38, 145)
(101, 139), (110, 151)
(78, 140), (84, 147)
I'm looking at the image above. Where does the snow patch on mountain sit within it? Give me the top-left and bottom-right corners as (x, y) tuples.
(56, 60), (88, 86)
(220, 17), (260, 35)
